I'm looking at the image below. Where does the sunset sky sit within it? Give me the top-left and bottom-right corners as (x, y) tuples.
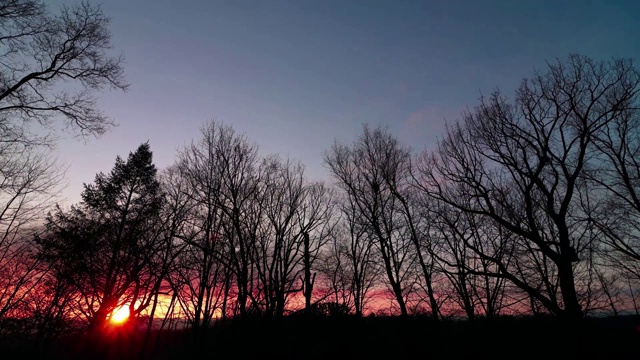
(50, 0), (640, 205)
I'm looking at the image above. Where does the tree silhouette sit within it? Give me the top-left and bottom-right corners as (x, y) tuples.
(38, 142), (163, 333)
(0, 0), (126, 338)
(324, 125), (417, 316)
(0, 0), (128, 146)
(319, 193), (379, 316)
(257, 156), (334, 317)
(2, 53), (640, 359)
(589, 84), (640, 281)
(415, 54), (640, 319)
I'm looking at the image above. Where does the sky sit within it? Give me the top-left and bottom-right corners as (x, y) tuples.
(50, 0), (640, 205)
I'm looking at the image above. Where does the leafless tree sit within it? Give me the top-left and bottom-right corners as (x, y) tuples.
(320, 194), (379, 316)
(171, 232), (228, 331)
(0, 0), (128, 146)
(318, 228), (353, 312)
(0, 148), (64, 328)
(170, 124), (232, 331)
(324, 125), (417, 316)
(296, 184), (336, 314)
(254, 156), (304, 317)
(21, 260), (80, 347)
(427, 199), (514, 319)
(209, 122), (263, 318)
(585, 65), (640, 287)
(415, 55), (639, 319)
(0, 0), (126, 339)
(174, 120), (262, 319)
(254, 156), (334, 317)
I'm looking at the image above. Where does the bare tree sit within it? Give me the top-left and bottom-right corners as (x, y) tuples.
(0, 0), (126, 338)
(586, 69), (640, 286)
(428, 199), (514, 319)
(174, 120), (262, 319)
(415, 55), (639, 319)
(171, 231), (228, 331)
(320, 194), (379, 316)
(0, 0), (128, 145)
(0, 148), (64, 326)
(143, 166), (194, 337)
(254, 156), (305, 317)
(126, 165), (196, 360)
(324, 125), (416, 316)
(296, 182), (335, 314)
(170, 124), (232, 332)
(254, 156), (334, 317)
(209, 122), (263, 318)
(372, 126), (442, 319)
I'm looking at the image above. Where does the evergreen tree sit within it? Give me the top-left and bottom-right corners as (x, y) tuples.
(39, 142), (163, 332)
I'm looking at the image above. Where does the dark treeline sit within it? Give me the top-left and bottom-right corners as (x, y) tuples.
(1, 0), (640, 358)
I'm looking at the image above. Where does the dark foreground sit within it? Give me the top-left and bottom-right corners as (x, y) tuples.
(3, 315), (639, 360)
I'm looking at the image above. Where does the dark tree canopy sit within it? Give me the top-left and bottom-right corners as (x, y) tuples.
(39, 142), (163, 331)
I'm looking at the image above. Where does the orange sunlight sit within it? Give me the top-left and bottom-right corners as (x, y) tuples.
(110, 305), (130, 324)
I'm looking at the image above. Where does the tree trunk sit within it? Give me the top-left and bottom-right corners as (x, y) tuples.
(557, 258), (583, 319)
(303, 232), (315, 315)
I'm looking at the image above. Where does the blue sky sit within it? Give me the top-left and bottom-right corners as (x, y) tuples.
(52, 0), (640, 205)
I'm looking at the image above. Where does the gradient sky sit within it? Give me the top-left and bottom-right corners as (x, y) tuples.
(50, 0), (640, 205)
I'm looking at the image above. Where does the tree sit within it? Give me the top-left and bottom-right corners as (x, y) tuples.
(0, 0), (128, 146)
(0, 149), (64, 323)
(256, 156), (334, 317)
(137, 165), (193, 358)
(427, 199), (514, 319)
(587, 74), (640, 281)
(324, 125), (417, 316)
(170, 124), (229, 332)
(39, 142), (163, 333)
(175, 120), (262, 319)
(415, 54), (640, 319)
(320, 194), (379, 316)
(0, 0), (126, 336)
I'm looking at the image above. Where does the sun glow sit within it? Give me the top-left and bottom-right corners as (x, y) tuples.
(110, 305), (130, 324)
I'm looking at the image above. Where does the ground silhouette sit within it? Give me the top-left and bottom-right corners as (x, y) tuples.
(3, 314), (639, 360)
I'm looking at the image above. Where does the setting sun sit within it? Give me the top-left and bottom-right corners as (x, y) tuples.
(110, 306), (130, 324)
